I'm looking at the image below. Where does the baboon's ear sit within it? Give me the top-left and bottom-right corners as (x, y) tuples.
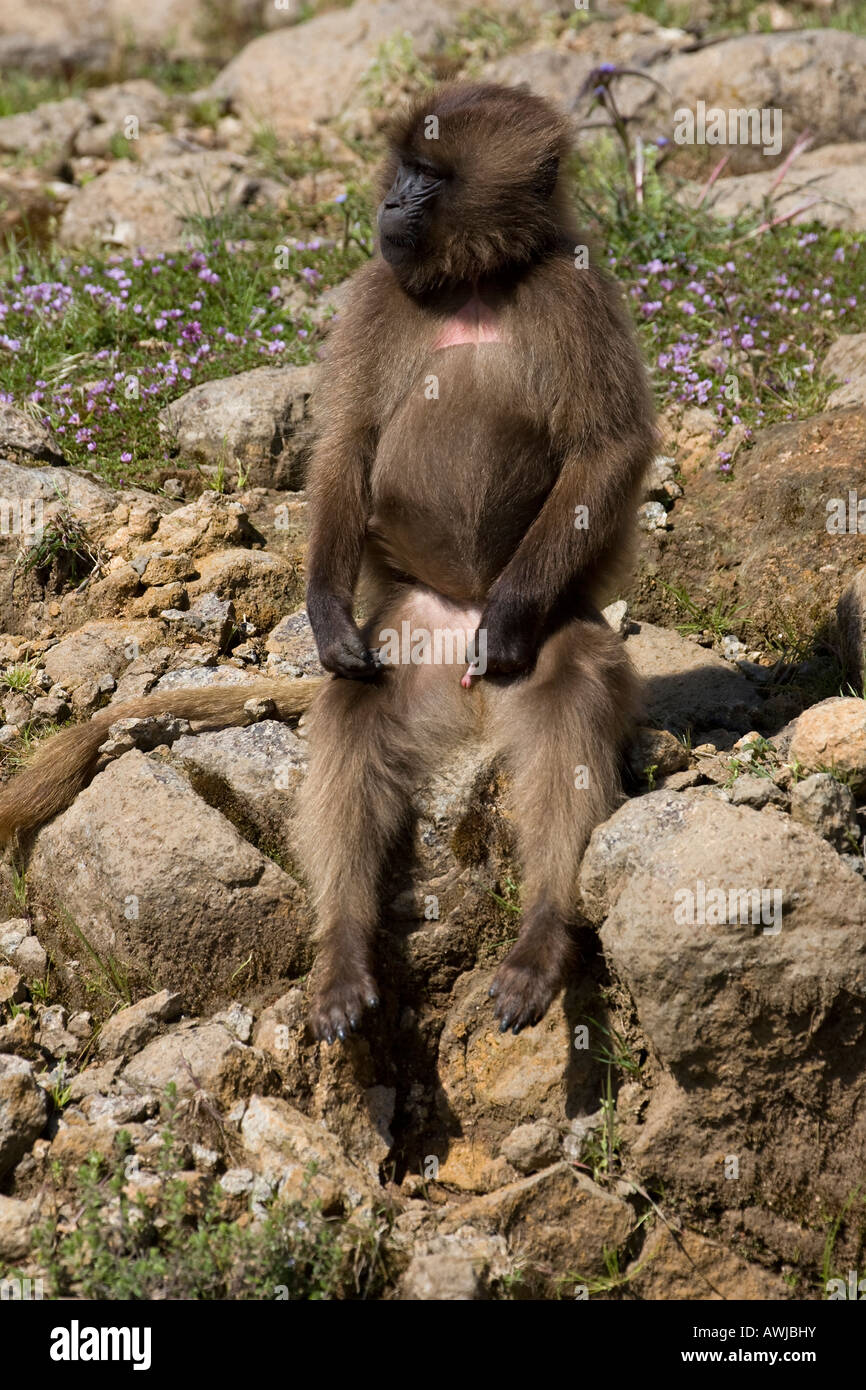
(535, 153), (559, 200)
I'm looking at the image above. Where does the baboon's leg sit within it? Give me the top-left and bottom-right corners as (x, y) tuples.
(486, 615), (638, 1032)
(296, 587), (482, 1042)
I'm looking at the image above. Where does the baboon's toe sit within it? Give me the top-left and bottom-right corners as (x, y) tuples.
(309, 973), (379, 1044)
(490, 953), (560, 1034)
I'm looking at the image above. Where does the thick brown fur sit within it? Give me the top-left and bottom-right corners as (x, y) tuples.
(302, 82), (657, 1040)
(0, 678), (321, 844)
(0, 82), (656, 1044)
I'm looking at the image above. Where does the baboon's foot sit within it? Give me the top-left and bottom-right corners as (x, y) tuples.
(309, 966), (379, 1045)
(489, 911), (570, 1033)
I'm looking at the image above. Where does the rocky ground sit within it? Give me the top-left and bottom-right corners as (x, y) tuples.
(1, 0), (866, 1300)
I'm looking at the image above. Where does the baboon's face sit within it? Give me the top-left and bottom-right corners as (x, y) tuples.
(376, 84), (569, 291)
(377, 156), (445, 269)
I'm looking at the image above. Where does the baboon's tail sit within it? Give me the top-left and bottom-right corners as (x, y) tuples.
(0, 676), (325, 844)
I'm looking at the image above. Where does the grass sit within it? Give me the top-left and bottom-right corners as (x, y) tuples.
(657, 580), (747, 640)
(629, 0), (866, 34)
(1, 662), (36, 691)
(572, 136), (866, 457)
(0, 197), (371, 488)
(5, 1094), (394, 1300)
(20, 501), (103, 585)
(821, 1186), (865, 1297)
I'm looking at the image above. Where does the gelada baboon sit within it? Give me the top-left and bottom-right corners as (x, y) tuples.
(0, 83), (656, 1043)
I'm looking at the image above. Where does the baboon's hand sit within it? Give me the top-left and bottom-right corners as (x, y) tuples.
(477, 593), (541, 678)
(310, 596), (380, 680)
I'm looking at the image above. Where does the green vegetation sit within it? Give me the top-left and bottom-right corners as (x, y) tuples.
(14, 1094), (393, 1300)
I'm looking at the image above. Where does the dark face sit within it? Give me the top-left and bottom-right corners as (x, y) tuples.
(377, 157), (445, 268)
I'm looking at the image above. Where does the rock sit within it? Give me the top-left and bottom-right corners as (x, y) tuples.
(0, 97), (89, 167)
(628, 1225), (790, 1301)
(439, 1164), (633, 1279)
(601, 599), (629, 637)
(624, 622), (762, 735)
(187, 550), (304, 633)
(717, 774), (787, 809)
(0, 402), (63, 462)
(239, 1094), (381, 1213)
(98, 713), (191, 760)
(790, 771), (860, 851)
(0, 919), (29, 959)
(30, 749), (307, 1009)
(0, 1055), (48, 1177)
(59, 150), (254, 254)
(36, 1004), (80, 1058)
(2, 692), (30, 726)
(171, 719), (306, 857)
(219, 1167), (256, 1197)
(137, 552), (197, 586)
(644, 454), (682, 503)
(98, 989), (184, 1057)
(265, 609), (322, 675)
(211, 1002), (253, 1044)
(484, 14), (689, 121)
(158, 365), (319, 490)
(150, 663), (250, 695)
(162, 592), (234, 647)
(647, 30), (866, 173)
(0, 462), (150, 633)
(499, 1119), (561, 1175)
(149, 492), (256, 556)
(0, 1013), (34, 1056)
(124, 1020), (276, 1108)
(697, 144), (866, 231)
(629, 409), (866, 650)
(30, 692), (70, 722)
(1, 923), (46, 980)
(823, 333), (866, 408)
(73, 78), (170, 157)
(579, 790), (866, 1207)
(208, 0), (451, 137)
(789, 697), (866, 791)
(0, 949), (29, 1005)
(399, 1230), (510, 1300)
(638, 500), (670, 532)
(0, 965), (25, 1004)
(434, 969), (601, 1189)
(0, 1), (222, 76)
(627, 727), (689, 780)
(0, 1194), (39, 1262)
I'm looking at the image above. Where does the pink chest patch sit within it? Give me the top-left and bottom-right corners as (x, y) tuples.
(433, 295), (504, 349)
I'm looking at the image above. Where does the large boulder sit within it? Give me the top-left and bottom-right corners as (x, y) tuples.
(823, 332), (866, 409)
(207, 0), (453, 137)
(170, 719), (307, 859)
(0, 1056), (48, 1178)
(645, 30), (866, 172)
(30, 750), (309, 1009)
(628, 408), (866, 649)
(59, 151), (253, 254)
(158, 365), (319, 491)
(624, 621), (763, 735)
(579, 790), (866, 1212)
(697, 144), (866, 231)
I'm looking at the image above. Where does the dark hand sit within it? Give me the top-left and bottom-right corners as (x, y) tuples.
(477, 594), (542, 678)
(308, 592), (380, 680)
